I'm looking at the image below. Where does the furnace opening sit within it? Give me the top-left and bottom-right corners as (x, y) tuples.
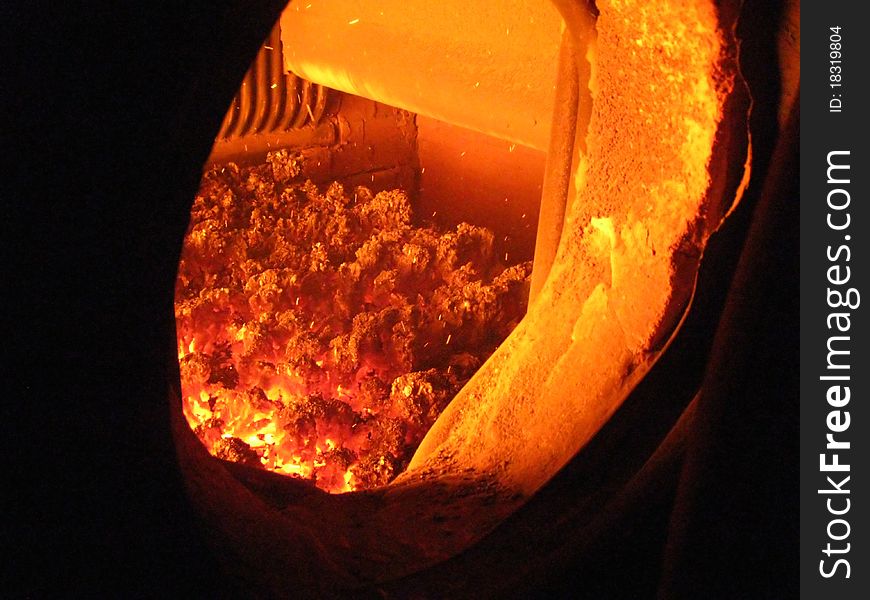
(168, 0), (758, 588)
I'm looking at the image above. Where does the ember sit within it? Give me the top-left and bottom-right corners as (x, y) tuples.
(175, 150), (531, 492)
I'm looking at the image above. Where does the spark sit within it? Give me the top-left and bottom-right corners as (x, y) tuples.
(348, 18), (360, 25)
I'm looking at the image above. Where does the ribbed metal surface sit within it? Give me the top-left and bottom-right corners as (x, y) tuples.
(217, 23), (329, 140)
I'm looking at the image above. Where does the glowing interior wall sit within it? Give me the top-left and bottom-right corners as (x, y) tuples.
(280, 0), (570, 150)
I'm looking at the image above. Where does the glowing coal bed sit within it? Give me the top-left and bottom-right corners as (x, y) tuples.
(175, 150), (531, 493)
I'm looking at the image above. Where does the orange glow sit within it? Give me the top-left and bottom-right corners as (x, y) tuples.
(407, 0), (747, 499)
(171, 0), (755, 582)
(279, 0), (578, 150)
(175, 154), (531, 492)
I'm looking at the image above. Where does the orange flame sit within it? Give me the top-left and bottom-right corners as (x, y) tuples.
(176, 152), (530, 492)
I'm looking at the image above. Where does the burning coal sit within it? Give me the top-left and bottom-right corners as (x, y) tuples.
(175, 150), (531, 492)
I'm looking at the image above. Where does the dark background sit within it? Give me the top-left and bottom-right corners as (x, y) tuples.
(2, 2), (289, 595)
(2, 1), (800, 597)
